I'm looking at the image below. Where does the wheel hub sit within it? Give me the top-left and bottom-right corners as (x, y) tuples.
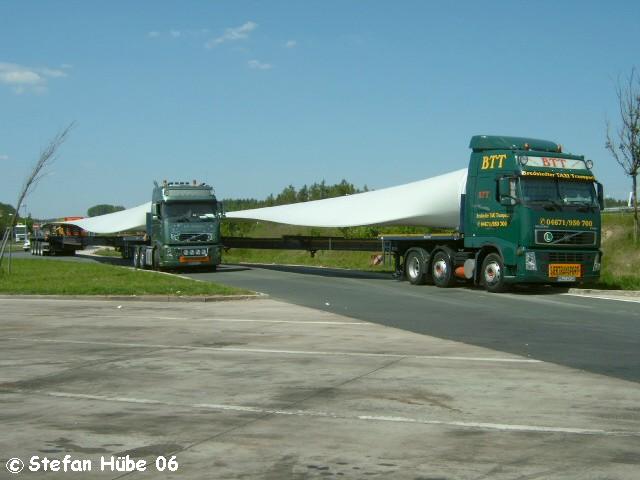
(433, 259), (447, 279)
(408, 257), (420, 278)
(484, 262), (501, 285)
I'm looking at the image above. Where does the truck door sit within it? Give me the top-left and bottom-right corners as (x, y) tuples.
(468, 153), (519, 264)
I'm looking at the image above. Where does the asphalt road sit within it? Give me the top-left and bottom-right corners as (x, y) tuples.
(12, 252), (640, 383)
(187, 263), (640, 383)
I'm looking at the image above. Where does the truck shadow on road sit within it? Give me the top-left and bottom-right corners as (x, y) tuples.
(223, 262), (393, 281)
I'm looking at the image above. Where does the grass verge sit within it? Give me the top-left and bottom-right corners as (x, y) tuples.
(597, 213), (640, 290)
(94, 248), (121, 257)
(223, 249), (393, 272)
(0, 259), (252, 296)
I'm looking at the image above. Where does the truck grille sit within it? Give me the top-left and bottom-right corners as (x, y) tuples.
(541, 252), (587, 263)
(178, 233), (212, 242)
(535, 230), (596, 246)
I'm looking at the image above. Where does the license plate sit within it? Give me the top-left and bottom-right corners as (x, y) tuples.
(179, 256), (210, 264)
(548, 264), (581, 278)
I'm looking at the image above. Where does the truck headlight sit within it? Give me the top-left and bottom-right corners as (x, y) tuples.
(525, 251), (537, 271)
(593, 252), (601, 272)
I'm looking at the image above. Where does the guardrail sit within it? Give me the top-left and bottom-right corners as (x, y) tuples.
(603, 207), (634, 213)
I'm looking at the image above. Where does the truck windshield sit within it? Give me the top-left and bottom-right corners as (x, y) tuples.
(520, 178), (597, 208)
(162, 202), (218, 222)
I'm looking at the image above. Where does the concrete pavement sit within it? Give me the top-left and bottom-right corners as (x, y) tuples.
(1, 297), (639, 479)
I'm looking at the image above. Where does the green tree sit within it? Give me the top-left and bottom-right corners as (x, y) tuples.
(87, 204), (125, 217)
(297, 185), (309, 202)
(0, 202), (17, 234)
(276, 185), (297, 205)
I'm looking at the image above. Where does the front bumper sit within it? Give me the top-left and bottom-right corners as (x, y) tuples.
(507, 249), (601, 284)
(159, 244), (222, 268)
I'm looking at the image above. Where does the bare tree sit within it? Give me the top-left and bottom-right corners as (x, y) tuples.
(606, 68), (640, 243)
(0, 123), (74, 271)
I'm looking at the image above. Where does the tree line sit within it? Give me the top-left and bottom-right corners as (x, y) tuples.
(222, 179), (368, 211)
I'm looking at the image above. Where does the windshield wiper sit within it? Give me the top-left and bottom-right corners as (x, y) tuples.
(529, 199), (562, 211)
(565, 201), (595, 212)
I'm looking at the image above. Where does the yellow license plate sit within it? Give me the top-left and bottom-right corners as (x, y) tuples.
(548, 263), (582, 278)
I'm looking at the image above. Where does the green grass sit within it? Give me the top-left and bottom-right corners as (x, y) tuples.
(2, 243), (27, 253)
(0, 259), (252, 296)
(223, 248), (392, 272)
(597, 213), (640, 290)
(94, 248), (122, 257)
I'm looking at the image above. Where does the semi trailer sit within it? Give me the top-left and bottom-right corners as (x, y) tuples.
(224, 135), (604, 292)
(30, 180), (224, 271)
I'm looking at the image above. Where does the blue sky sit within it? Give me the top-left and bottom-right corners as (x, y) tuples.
(1, 0), (638, 218)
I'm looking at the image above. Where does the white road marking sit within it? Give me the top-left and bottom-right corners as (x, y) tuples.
(15, 389), (639, 437)
(3, 337), (540, 363)
(464, 289), (595, 309)
(561, 293), (640, 304)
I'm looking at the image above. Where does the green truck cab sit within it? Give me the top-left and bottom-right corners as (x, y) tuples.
(133, 180), (224, 270)
(381, 135), (603, 292)
(463, 135), (602, 290)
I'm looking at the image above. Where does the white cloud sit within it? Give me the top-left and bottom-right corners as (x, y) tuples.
(248, 59), (272, 70)
(206, 21), (257, 48)
(0, 62), (68, 94)
(0, 154), (8, 161)
(149, 29), (210, 40)
(284, 40), (297, 48)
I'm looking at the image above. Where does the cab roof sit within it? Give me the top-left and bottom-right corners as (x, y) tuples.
(469, 135), (560, 153)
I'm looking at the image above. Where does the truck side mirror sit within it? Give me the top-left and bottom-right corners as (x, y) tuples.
(218, 202), (226, 217)
(596, 182), (604, 210)
(498, 177), (518, 206)
(151, 203), (160, 219)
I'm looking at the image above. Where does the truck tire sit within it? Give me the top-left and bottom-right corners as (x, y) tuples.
(133, 248), (140, 268)
(431, 250), (456, 288)
(481, 253), (508, 293)
(139, 249), (146, 269)
(405, 250), (427, 285)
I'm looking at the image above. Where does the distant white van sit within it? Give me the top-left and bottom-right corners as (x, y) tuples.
(14, 223), (27, 242)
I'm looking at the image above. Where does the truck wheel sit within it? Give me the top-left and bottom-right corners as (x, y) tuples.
(139, 250), (146, 269)
(482, 253), (508, 293)
(133, 249), (140, 268)
(405, 250), (427, 285)
(432, 250), (456, 288)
